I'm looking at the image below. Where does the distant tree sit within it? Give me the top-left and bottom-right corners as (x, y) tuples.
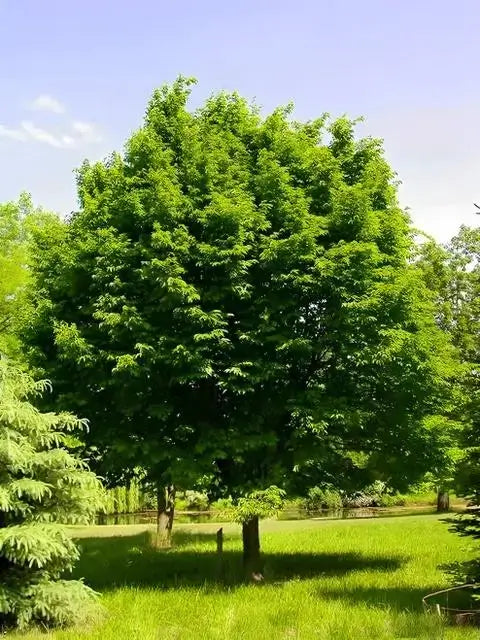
(26, 78), (456, 570)
(0, 194), (31, 358)
(416, 227), (480, 361)
(422, 226), (480, 580)
(0, 194), (65, 360)
(450, 369), (480, 583)
(415, 227), (480, 510)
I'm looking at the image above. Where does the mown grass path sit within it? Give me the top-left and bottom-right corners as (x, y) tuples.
(12, 515), (478, 639)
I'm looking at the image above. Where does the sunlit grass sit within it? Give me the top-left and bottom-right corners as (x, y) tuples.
(11, 515), (478, 639)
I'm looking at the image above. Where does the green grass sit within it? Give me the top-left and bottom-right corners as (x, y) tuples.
(10, 515), (479, 640)
(400, 492), (466, 509)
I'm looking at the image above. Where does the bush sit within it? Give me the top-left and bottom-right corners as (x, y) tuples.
(138, 485), (157, 511)
(210, 497), (234, 512)
(283, 497), (305, 511)
(344, 481), (407, 508)
(378, 493), (407, 507)
(103, 480), (142, 514)
(343, 481), (385, 508)
(178, 491), (209, 511)
(233, 486), (286, 523)
(304, 486), (343, 511)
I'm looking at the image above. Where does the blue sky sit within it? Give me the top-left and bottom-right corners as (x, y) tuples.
(1, 0), (479, 241)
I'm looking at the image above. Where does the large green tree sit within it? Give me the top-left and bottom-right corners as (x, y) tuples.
(26, 78), (455, 568)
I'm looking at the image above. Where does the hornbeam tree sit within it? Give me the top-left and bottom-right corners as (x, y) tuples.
(25, 78), (456, 569)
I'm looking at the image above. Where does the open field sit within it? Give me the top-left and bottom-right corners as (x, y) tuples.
(10, 515), (478, 640)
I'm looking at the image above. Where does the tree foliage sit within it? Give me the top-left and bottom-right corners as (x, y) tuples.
(0, 359), (102, 628)
(420, 226), (480, 581)
(233, 487), (286, 524)
(0, 194), (31, 358)
(26, 78), (455, 519)
(0, 194), (102, 628)
(0, 194), (65, 361)
(416, 227), (480, 362)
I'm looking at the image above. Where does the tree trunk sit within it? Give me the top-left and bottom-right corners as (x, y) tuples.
(437, 489), (450, 512)
(0, 511), (10, 576)
(242, 516), (263, 580)
(168, 485), (175, 530)
(156, 484), (175, 547)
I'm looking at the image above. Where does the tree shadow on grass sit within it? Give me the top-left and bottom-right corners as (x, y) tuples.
(317, 585), (441, 612)
(72, 530), (404, 592)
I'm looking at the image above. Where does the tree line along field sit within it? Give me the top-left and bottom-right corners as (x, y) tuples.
(1, 78), (480, 636)
(9, 515), (478, 640)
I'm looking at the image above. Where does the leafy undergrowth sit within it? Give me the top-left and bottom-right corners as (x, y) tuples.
(9, 515), (478, 640)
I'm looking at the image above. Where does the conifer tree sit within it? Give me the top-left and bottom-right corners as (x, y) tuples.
(0, 358), (102, 629)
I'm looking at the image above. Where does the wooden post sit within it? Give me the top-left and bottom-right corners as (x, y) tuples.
(216, 527), (223, 553)
(216, 527), (224, 581)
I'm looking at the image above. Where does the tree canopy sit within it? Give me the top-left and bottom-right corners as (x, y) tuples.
(419, 226), (480, 579)
(416, 226), (480, 363)
(0, 194), (65, 361)
(0, 194), (31, 358)
(26, 78), (456, 538)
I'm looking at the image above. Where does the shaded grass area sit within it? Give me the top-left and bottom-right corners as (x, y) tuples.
(72, 529), (401, 590)
(10, 515), (479, 640)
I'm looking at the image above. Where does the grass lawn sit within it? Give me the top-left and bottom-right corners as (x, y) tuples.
(10, 514), (479, 640)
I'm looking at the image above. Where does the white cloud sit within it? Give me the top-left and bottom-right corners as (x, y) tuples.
(20, 121), (70, 148)
(72, 121), (93, 135)
(0, 119), (103, 150)
(0, 124), (27, 141)
(30, 94), (65, 114)
(72, 120), (103, 143)
(62, 135), (75, 146)
(0, 95), (104, 151)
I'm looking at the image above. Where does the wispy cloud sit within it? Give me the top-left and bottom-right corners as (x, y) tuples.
(20, 121), (70, 148)
(72, 120), (103, 143)
(62, 135), (75, 146)
(30, 94), (66, 114)
(0, 120), (103, 149)
(0, 94), (104, 150)
(0, 124), (27, 141)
